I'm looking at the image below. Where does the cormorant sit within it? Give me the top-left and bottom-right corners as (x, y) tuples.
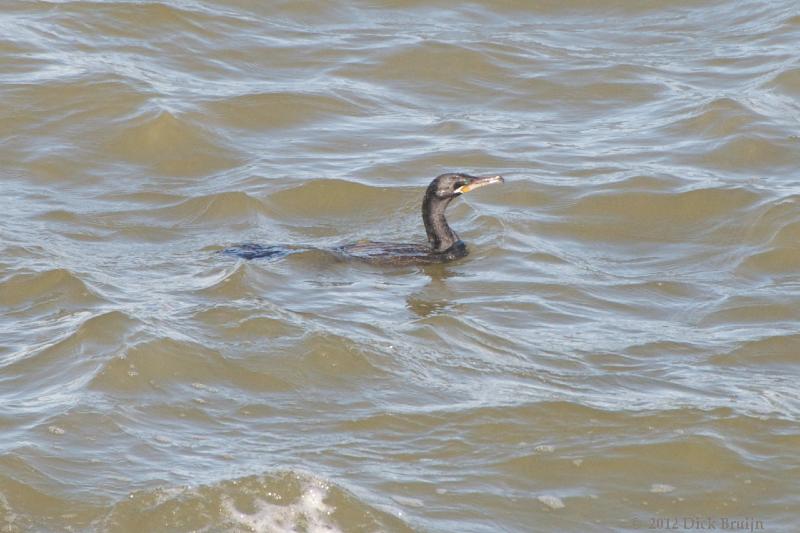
(223, 173), (504, 265)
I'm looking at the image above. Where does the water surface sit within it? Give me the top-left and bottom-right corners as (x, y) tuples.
(1, 1), (799, 531)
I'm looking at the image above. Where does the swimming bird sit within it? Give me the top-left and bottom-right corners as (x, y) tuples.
(223, 173), (504, 265)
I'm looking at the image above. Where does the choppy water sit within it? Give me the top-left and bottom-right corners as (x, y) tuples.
(2, 1), (800, 531)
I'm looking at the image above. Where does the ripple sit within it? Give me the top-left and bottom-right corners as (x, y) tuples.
(690, 135), (800, 173)
(1, 76), (148, 144)
(89, 337), (292, 394)
(150, 191), (270, 225)
(193, 261), (289, 300)
(266, 178), (411, 219)
(767, 66), (800, 98)
(278, 331), (394, 385)
(738, 246), (800, 278)
(103, 110), (242, 176)
(559, 186), (760, 243)
(47, 1), (241, 44)
(513, 68), (664, 112)
(665, 97), (766, 139)
(94, 190), (185, 205)
(0, 268), (104, 311)
(68, 191), (275, 240)
(339, 40), (511, 103)
(1, 311), (140, 411)
(193, 306), (305, 342)
(698, 294), (800, 327)
(736, 200), (800, 277)
(710, 333), (800, 367)
(0, 471), (100, 531)
(205, 91), (368, 131)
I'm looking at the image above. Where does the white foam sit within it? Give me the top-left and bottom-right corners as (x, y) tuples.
(391, 495), (425, 508)
(0, 492), (20, 532)
(221, 478), (341, 533)
(650, 483), (675, 493)
(537, 495), (565, 509)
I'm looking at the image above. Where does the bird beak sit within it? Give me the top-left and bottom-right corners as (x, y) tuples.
(455, 175), (505, 194)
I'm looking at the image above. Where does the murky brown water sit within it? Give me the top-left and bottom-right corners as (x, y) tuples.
(2, 1), (799, 531)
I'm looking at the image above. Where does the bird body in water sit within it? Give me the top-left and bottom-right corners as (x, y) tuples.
(223, 173), (504, 265)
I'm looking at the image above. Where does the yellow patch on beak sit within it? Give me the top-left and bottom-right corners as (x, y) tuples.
(455, 175), (504, 194)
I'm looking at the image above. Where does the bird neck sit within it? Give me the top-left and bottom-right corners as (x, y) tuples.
(422, 194), (460, 253)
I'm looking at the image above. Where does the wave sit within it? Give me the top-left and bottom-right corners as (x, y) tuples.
(1, 268), (104, 311)
(555, 186), (760, 244)
(0, 469), (412, 532)
(89, 337), (293, 394)
(265, 178), (410, 219)
(736, 194), (800, 277)
(1, 310), (139, 414)
(711, 332), (800, 367)
(103, 110), (242, 177)
(767, 66), (800, 98)
(205, 91), (369, 131)
(98, 470), (413, 533)
(150, 191), (270, 225)
(663, 97), (766, 139)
